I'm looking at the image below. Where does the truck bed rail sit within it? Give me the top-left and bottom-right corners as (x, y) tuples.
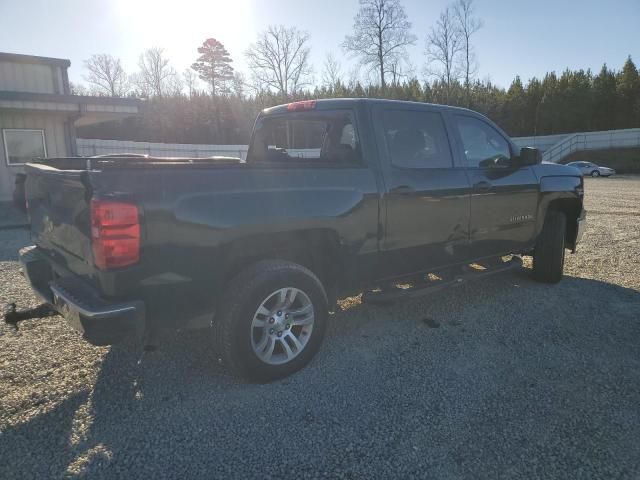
(29, 155), (244, 171)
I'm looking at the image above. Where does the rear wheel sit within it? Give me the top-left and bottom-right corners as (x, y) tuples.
(591, 170), (600, 177)
(214, 260), (328, 382)
(533, 211), (566, 284)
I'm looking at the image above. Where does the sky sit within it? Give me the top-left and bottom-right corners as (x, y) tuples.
(0, 0), (638, 90)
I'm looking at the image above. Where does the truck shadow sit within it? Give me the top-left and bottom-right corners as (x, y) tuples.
(2, 270), (640, 478)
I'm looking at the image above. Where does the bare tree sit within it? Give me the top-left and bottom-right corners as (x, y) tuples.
(166, 74), (184, 97)
(231, 72), (246, 99)
(454, 0), (483, 104)
(347, 65), (363, 90)
(69, 82), (90, 96)
(389, 58), (415, 85)
(245, 25), (313, 100)
(135, 47), (179, 97)
(426, 7), (462, 101)
(83, 54), (129, 97)
(183, 69), (199, 97)
(129, 73), (149, 98)
(322, 53), (343, 88)
(343, 0), (416, 90)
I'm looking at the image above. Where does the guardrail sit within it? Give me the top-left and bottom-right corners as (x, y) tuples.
(542, 128), (640, 163)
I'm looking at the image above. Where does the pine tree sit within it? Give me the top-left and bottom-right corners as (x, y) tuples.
(616, 56), (640, 128)
(539, 72), (559, 134)
(567, 69), (593, 132)
(592, 64), (618, 130)
(525, 77), (543, 136)
(504, 76), (526, 135)
(191, 38), (234, 96)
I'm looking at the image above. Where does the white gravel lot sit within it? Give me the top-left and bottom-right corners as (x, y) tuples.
(1, 176), (639, 479)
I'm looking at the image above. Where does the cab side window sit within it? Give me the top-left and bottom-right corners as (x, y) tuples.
(454, 115), (511, 168)
(382, 110), (453, 169)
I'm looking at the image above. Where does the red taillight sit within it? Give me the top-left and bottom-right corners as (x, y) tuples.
(287, 100), (317, 111)
(90, 199), (140, 270)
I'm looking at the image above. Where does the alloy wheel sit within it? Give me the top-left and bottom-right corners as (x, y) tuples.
(250, 287), (315, 365)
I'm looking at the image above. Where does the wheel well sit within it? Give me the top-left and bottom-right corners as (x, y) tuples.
(222, 229), (343, 296)
(547, 198), (581, 249)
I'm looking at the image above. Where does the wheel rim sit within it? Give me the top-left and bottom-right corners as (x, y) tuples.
(592, 170), (599, 177)
(250, 287), (315, 365)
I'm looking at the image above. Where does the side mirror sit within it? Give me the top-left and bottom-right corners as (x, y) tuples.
(519, 147), (541, 166)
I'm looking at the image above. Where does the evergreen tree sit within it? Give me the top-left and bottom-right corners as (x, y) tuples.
(592, 64), (618, 131)
(192, 38), (234, 96)
(616, 56), (640, 128)
(504, 76), (526, 135)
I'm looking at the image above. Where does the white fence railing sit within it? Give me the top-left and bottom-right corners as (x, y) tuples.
(78, 128), (640, 165)
(511, 134), (569, 152)
(541, 128), (640, 163)
(77, 139), (248, 160)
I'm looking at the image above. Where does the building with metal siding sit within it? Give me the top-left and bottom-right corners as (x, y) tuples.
(0, 52), (139, 202)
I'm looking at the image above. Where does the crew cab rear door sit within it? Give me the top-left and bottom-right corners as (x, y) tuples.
(249, 104), (381, 287)
(451, 114), (539, 259)
(372, 103), (471, 279)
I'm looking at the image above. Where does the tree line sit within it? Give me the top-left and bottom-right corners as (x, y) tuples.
(75, 0), (640, 143)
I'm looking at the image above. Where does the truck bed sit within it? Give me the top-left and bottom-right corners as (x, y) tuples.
(22, 154), (380, 331)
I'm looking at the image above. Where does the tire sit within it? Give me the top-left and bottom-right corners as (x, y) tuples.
(533, 211), (566, 284)
(213, 259), (328, 382)
(591, 170), (600, 177)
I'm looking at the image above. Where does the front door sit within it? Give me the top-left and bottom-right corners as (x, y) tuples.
(374, 105), (471, 280)
(452, 114), (539, 259)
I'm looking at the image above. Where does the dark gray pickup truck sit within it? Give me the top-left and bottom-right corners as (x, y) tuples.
(16, 99), (586, 381)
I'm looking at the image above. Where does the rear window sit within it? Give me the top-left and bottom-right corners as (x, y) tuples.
(250, 111), (360, 163)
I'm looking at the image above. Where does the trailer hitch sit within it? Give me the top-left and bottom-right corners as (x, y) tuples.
(3, 302), (58, 331)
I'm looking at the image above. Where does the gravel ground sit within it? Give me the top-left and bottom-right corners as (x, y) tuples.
(1, 176), (639, 479)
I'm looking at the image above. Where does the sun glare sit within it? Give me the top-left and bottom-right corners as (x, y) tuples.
(114, 0), (253, 70)
(116, 0), (250, 24)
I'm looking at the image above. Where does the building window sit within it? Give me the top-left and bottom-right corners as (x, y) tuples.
(2, 129), (47, 165)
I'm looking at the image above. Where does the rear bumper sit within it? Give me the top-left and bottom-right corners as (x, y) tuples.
(19, 246), (145, 345)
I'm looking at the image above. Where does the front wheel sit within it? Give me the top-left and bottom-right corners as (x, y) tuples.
(533, 211), (566, 284)
(214, 260), (328, 382)
(591, 170), (600, 177)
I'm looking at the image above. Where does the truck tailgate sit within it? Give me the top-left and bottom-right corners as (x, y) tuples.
(25, 163), (93, 268)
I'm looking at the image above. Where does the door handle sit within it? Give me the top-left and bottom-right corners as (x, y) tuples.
(390, 185), (414, 195)
(473, 181), (492, 192)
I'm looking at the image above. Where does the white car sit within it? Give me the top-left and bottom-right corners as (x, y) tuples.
(566, 161), (616, 177)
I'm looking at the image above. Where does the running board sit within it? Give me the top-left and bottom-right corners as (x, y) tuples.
(362, 256), (523, 304)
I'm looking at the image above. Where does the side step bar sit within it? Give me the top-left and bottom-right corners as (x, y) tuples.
(362, 256), (523, 304)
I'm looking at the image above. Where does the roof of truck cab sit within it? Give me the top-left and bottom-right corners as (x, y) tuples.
(261, 98), (476, 116)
